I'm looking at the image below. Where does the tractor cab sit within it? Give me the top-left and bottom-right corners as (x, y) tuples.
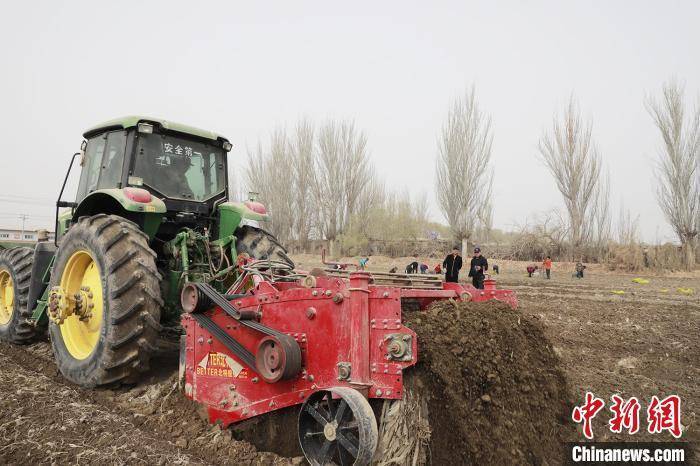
(57, 117), (235, 240)
(78, 116), (231, 211)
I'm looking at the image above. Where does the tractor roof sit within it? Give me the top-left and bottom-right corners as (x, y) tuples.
(83, 116), (228, 141)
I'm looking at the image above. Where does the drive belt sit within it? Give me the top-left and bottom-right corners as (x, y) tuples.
(192, 282), (290, 339)
(189, 282), (301, 377)
(190, 312), (258, 372)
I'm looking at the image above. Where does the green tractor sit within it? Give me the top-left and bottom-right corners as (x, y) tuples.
(0, 116), (292, 387)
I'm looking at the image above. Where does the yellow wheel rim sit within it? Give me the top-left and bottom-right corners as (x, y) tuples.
(59, 250), (104, 360)
(0, 270), (14, 326)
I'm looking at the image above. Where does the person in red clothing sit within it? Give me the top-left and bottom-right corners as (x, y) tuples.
(542, 256), (552, 279)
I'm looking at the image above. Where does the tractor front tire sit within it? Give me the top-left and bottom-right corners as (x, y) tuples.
(48, 214), (162, 387)
(0, 247), (36, 344)
(235, 225), (294, 268)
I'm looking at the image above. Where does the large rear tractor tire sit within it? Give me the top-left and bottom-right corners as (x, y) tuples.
(0, 247), (37, 344)
(234, 225), (294, 268)
(48, 214), (162, 387)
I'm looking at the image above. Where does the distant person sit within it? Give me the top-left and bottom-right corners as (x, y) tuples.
(542, 256), (552, 279)
(469, 247), (488, 289)
(405, 254), (420, 274)
(358, 257), (369, 270)
(443, 247), (463, 283)
(419, 263), (429, 274)
(526, 265), (538, 277)
(434, 263), (442, 274)
(492, 264), (499, 275)
(405, 261), (419, 274)
(575, 261), (586, 279)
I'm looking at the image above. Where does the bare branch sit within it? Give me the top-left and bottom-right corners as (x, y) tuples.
(436, 87), (494, 248)
(312, 119), (373, 242)
(538, 96), (602, 258)
(244, 129), (295, 243)
(646, 79), (700, 269)
(290, 118), (315, 244)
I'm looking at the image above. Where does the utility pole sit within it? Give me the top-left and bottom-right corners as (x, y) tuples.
(19, 214), (28, 239)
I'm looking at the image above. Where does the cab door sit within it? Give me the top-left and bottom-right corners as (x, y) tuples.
(74, 130), (126, 203)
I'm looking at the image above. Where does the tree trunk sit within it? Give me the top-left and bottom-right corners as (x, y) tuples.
(682, 240), (695, 271)
(461, 238), (470, 257)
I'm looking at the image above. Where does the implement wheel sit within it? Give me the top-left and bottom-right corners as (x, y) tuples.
(299, 387), (378, 466)
(48, 214), (162, 387)
(0, 247), (36, 343)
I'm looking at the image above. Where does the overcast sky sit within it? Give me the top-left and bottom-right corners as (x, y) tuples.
(1, 1), (698, 242)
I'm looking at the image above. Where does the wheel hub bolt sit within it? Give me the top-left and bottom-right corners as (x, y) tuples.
(323, 422), (337, 441)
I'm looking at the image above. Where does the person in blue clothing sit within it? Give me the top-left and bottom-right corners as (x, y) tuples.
(358, 257), (370, 270)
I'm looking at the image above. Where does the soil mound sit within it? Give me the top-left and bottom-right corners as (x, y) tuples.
(405, 300), (573, 465)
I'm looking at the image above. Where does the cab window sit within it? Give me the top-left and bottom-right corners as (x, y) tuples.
(97, 131), (126, 189)
(133, 133), (225, 201)
(76, 135), (106, 202)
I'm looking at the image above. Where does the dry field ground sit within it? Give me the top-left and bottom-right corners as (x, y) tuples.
(0, 253), (697, 464)
(497, 261), (699, 446)
(297, 254), (700, 446)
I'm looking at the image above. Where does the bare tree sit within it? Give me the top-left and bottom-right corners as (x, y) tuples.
(269, 129), (296, 243)
(411, 191), (430, 230)
(538, 96), (602, 259)
(244, 129), (295, 244)
(646, 80), (700, 270)
(313, 120), (345, 255)
(227, 158), (246, 202)
(244, 141), (267, 200)
(436, 87), (494, 253)
(352, 176), (385, 240)
(475, 195), (494, 244)
(290, 119), (315, 246)
(312, 119), (373, 256)
(617, 204), (640, 245)
(510, 210), (567, 260)
(590, 171), (612, 258)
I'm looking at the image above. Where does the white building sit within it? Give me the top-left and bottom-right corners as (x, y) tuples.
(0, 228), (55, 243)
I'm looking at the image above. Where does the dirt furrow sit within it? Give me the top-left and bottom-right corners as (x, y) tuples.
(0, 341), (299, 466)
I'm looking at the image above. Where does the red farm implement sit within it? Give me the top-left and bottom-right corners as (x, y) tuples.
(179, 260), (517, 465)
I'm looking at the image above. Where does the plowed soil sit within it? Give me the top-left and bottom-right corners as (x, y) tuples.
(0, 340), (300, 465)
(1, 257), (698, 464)
(503, 273), (700, 447)
(406, 300), (573, 465)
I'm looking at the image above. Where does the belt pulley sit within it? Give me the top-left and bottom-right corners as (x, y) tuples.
(181, 282), (302, 383)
